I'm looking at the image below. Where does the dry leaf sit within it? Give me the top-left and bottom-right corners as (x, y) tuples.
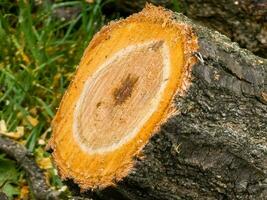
(0, 120), (7, 133)
(26, 115), (39, 126)
(19, 185), (29, 200)
(29, 107), (38, 115)
(0, 120), (24, 139)
(16, 126), (24, 137)
(38, 139), (46, 145)
(37, 157), (53, 169)
(0, 126), (24, 139)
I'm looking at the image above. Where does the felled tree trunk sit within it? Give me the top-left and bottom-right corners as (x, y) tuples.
(108, 0), (267, 58)
(49, 5), (267, 200)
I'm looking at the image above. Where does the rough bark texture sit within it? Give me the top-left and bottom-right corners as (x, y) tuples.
(72, 11), (267, 200)
(106, 0), (267, 58)
(180, 0), (267, 58)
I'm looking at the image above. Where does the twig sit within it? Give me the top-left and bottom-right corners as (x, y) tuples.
(0, 135), (60, 200)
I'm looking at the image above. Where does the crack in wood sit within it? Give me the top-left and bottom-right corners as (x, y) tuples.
(113, 74), (139, 106)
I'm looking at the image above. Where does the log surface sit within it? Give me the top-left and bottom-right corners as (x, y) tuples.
(79, 9), (267, 200)
(180, 0), (267, 58)
(108, 0), (267, 58)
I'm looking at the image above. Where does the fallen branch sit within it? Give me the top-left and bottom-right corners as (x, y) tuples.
(0, 135), (60, 200)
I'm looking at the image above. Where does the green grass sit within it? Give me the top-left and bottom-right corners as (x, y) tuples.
(0, 0), (109, 198)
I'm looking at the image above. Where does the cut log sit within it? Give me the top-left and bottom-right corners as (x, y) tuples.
(49, 5), (267, 199)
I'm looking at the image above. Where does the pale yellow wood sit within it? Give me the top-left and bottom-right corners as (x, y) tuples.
(74, 41), (169, 154)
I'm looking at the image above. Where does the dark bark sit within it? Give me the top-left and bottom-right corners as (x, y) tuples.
(0, 193), (8, 200)
(180, 0), (267, 58)
(0, 135), (60, 200)
(106, 1), (267, 58)
(74, 12), (267, 200)
(103, 0), (173, 15)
